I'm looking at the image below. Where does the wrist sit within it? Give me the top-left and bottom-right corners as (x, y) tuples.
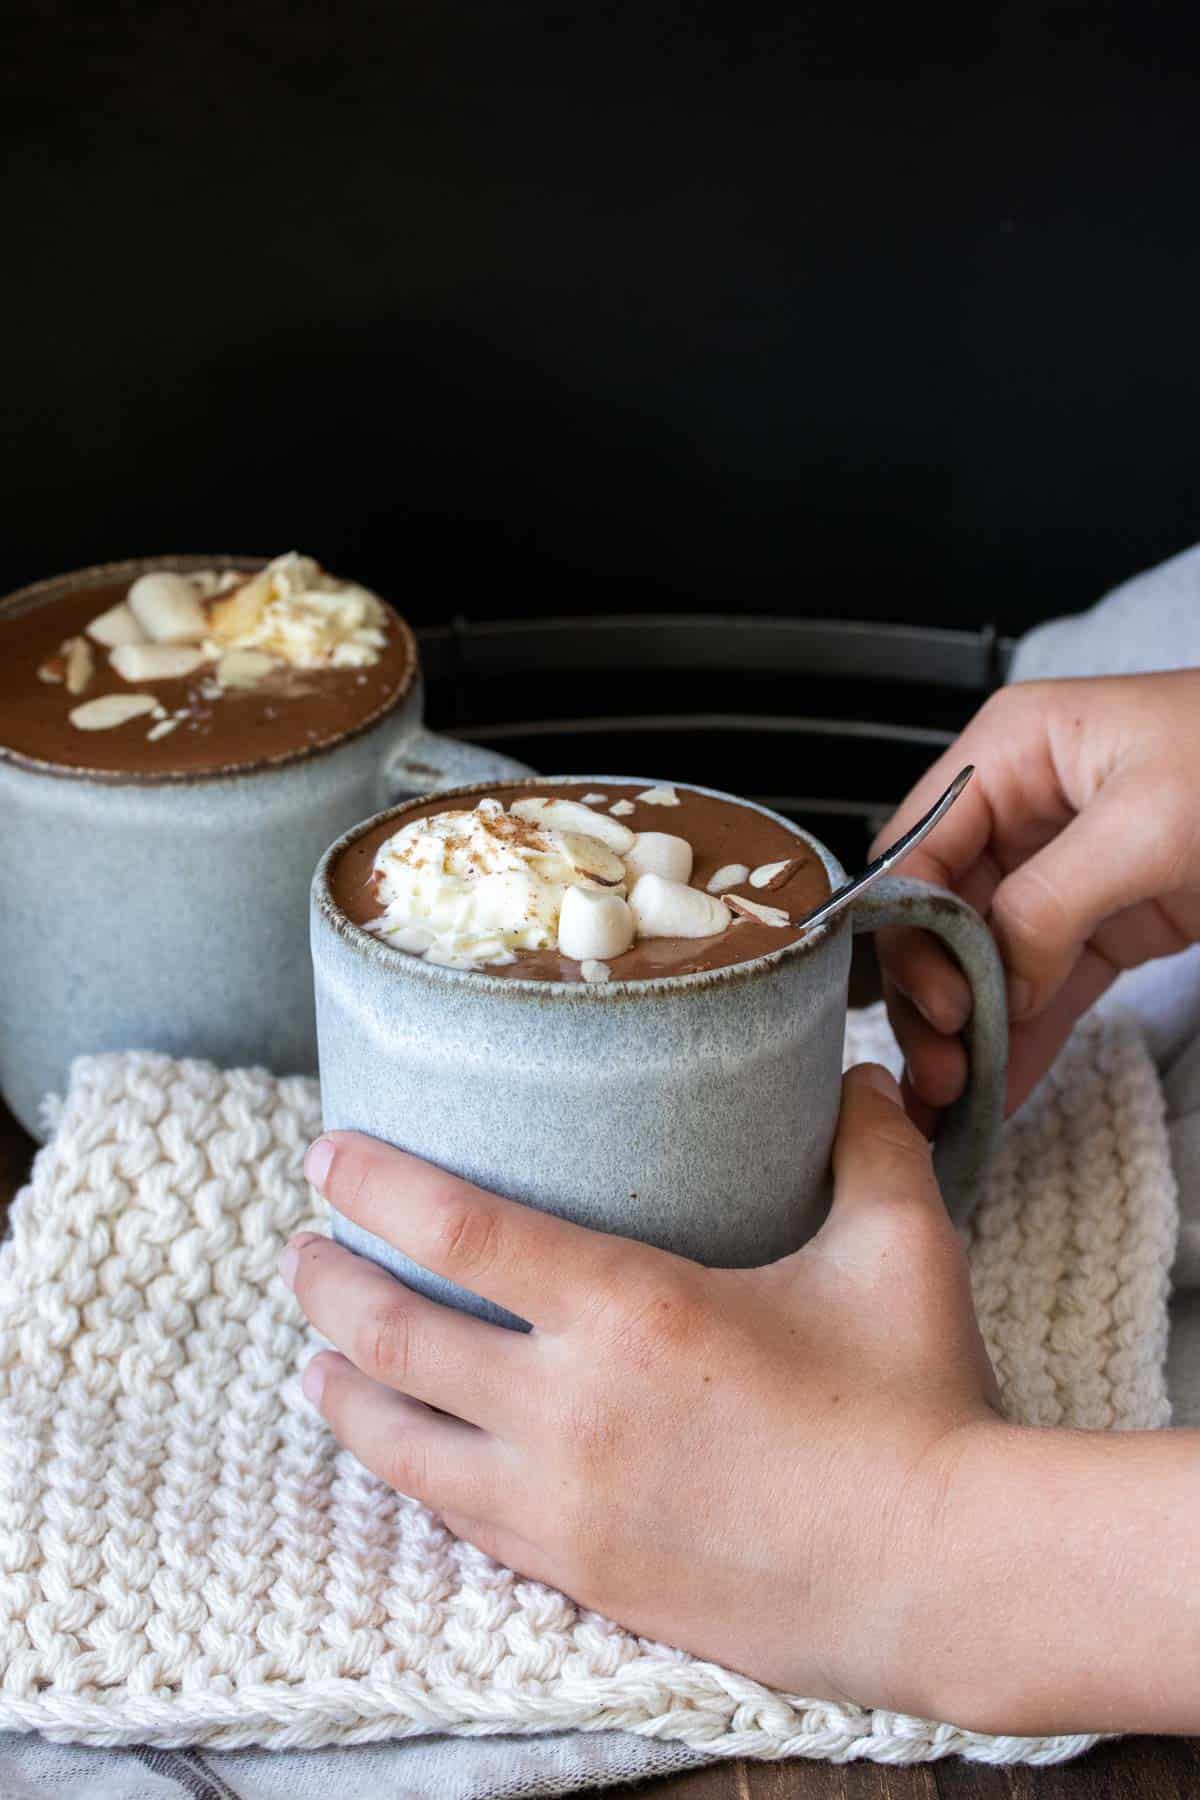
(889, 1417), (1200, 1735)
(893, 1413), (1034, 1729)
(817, 1410), (1005, 1721)
(863, 1412), (1010, 1726)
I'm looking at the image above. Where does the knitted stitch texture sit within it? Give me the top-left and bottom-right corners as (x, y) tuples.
(0, 1008), (1176, 1764)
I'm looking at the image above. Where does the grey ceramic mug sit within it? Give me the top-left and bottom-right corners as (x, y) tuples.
(0, 556), (531, 1138)
(311, 777), (1007, 1329)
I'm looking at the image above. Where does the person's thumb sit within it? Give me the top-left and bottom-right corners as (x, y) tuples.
(812, 1065), (998, 1408)
(986, 769), (1184, 1023)
(822, 1063), (946, 1234)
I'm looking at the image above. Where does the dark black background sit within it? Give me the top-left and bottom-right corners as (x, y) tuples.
(5, 1), (1198, 632)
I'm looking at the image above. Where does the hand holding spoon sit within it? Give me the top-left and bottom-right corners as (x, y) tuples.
(790, 765), (974, 937)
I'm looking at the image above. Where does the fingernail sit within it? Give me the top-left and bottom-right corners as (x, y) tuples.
(305, 1137), (335, 1190)
(301, 1357), (327, 1408)
(910, 993), (940, 1028)
(278, 1231), (321, 1290)
(861, 1062), (900, 1100)
(1007, 976), (1033, 1021)
(914, 987), (971, 1034)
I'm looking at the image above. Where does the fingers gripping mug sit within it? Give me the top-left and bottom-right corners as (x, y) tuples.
(311, 777), (1007, 1326)
(0, 556), (531, 1137)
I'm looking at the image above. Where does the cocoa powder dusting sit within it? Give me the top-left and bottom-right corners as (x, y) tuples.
(333, 781), (831, 983)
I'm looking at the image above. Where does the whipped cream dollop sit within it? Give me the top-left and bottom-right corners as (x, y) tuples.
(356, 794), (792, 974)
(203, 552), (388, 669)
(366, 798), (630, 968)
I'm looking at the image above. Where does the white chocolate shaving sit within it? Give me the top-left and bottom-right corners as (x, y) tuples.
(555, 832), (628, 888)
(706, 864), (749, 894)
(722, 894), (791, 927)
(204, 552), (387, 670)
(215, 649), (279, 690)
(63, 638), (94, 695)
(69, 694), (159, 732)
(749, 860), (793, 890)
(510, 796), (635, 853)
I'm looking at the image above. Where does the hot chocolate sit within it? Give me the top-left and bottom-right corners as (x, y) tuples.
(0, 553), (414, 779)
(331, 780), (831, 981)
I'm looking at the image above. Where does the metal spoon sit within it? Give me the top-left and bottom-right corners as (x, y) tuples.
(790, 764), (974, 937)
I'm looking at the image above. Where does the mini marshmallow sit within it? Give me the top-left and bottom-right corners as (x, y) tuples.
(580, 792), (608, 804)
(637, 784), (680, 806)
(511, 796), (635, 853)
(706, 863), (749, 894)
(126, 572), (208, 644)
(86, 602), (147, 648)
(557, 885), (635, 962)
(623, 832), (694, 886)
(628, 873), (729, 940)
(609, 799), (635, 816)
(580, 959), (612, 982)
(110, 643), (208, 682)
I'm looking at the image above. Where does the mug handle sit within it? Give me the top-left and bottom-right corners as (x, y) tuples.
(851, 875), (1008, 1227)
(379, 721), (535, 805)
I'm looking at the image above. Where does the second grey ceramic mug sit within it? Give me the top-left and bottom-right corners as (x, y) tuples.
(312, 777), (1008, 1328)
(0, 556), (531, 1138)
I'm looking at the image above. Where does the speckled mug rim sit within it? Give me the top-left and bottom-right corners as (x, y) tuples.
(313, 775), (850, 1001)
(0, 555), (419, 787)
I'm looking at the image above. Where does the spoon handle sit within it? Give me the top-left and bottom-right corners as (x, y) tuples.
(792, 765), (974, 936)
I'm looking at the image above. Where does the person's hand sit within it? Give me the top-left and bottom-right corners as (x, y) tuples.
(282, 1064), (1000, 1715)
(872, 669), (1200, 1121)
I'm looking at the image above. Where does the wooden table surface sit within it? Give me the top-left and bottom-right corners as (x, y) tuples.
(0, 1102), (1194, 1798)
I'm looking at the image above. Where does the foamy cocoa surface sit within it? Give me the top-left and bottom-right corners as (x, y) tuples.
(332, 781), (832, 981)
(0, 570), (413, 779)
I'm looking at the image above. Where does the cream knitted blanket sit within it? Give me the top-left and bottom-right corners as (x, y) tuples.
(0, 1007), (1176, 1765)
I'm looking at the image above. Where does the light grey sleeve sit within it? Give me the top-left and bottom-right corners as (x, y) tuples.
(1010, 539), (1200, 682)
